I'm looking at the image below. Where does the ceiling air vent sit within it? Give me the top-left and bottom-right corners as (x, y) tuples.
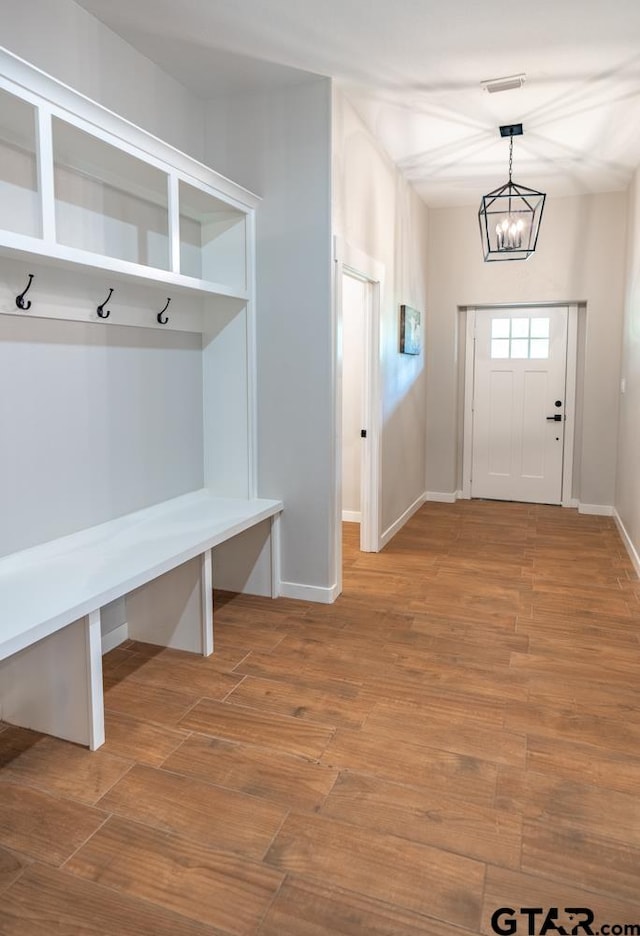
(481, 74), (526, 94)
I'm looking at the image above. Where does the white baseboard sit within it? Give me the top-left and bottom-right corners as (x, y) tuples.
(614, 509), (640, 579)
(101, 622), (128, 654)
(379, 492), (427, 549)
(578, 502), (614, 516)
(342, 510), (361, 523)
(426, 491), (457, 504)
(279, 581), (340, 604)
(564, 497), (579, 509)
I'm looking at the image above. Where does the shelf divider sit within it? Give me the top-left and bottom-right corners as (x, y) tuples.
(168, 172), (181, 275)
(36, 105), (56, 244)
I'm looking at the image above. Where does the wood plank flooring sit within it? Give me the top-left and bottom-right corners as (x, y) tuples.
(1, 500), (639, 934)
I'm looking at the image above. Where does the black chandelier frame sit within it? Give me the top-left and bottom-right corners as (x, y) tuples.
(478, 124), (546, 262)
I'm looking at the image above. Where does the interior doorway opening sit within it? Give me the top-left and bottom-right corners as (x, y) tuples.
(333, 238), (384, 595)
(341, 272), (369, 528)
(340, 268), (378, 553)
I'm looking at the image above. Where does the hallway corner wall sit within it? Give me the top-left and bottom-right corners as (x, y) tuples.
(615, 169), (640, 573)
(205, 77), (335, 597)
(332, 90), (429, 538)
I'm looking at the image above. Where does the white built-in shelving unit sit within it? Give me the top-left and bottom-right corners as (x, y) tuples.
(0, 45), (260, 499)
(0, 47), (282, 749)
(0, 47), (256, 308)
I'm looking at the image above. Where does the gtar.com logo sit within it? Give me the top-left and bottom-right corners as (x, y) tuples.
(490, 907), (640, 936)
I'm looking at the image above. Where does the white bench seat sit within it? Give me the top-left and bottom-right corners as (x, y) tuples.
(0, 490), (283, 749)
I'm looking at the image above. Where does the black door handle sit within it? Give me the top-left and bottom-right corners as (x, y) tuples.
(546, 414), (562, 421)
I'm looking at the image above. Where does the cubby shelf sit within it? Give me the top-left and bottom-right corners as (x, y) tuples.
(0, 233), (250, 302)
(0, 47), (258, 318)
(0, 45), (261, 506)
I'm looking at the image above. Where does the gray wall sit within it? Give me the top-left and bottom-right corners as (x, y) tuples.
(1, 3), (335, 599)
(0, 0), (205, 159)
(616, 169), (640, 561)
(0, 3), (207, 557)
(427, 192), (627, 508)
(0, 0), (207, 648)
(0, 313), (203, 557)
(205, 78), (334, 594)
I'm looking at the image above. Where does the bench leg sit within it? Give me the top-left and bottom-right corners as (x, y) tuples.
(125, 549), (214, 657)
(86, 610), (106, 749)
(270, 513), (282, 598)
(0, 611), (105, 750)
(201, 548), (214, 655)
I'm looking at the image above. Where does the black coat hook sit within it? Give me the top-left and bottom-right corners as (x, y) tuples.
(157, 298), (171, 325)
(16, 273), (34, 310)
(97, 288), (113, 319)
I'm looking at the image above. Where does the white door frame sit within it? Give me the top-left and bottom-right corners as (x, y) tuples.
(462, 303), (578, 507)
(333, 236), (384, 592)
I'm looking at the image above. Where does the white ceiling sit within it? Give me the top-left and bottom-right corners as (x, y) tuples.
(76, 0), (640, 206)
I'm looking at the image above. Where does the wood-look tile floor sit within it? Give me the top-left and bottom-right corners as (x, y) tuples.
(1, 500), (640, 934)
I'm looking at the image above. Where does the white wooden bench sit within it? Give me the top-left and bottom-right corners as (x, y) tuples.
(0, 490), (282, 750)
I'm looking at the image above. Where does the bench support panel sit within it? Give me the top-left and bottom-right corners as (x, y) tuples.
(125, 550), (214, 656)
(202, 548), (214, 655)
(0, 611), (105, 750)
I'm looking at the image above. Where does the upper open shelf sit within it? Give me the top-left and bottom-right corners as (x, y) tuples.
(53, 117), (171, 273)
(180, 181), (247, 291)
(0, 47), (258, 309)
(0, 86), (41, 240)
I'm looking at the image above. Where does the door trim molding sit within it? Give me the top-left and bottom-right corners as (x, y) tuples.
(462, 303), (578, 505)
(562, 305), (579, 507)
(461, 309), (476, 500)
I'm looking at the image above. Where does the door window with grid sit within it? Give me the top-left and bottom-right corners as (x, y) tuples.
(491, 317), (550, 360)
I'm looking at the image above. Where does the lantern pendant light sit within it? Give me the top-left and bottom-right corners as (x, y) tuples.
(478, 123), (545, 261)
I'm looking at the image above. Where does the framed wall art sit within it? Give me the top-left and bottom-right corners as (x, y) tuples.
(400, 304), (421, 355)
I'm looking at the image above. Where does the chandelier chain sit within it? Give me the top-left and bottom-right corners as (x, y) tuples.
(508, 134), (513, 182)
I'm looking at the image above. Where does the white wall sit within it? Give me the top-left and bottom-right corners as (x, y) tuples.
(342, 273), (366, 518)
(1, 2), (335, 608)
(205, 78), (334, 596)
(615, 170), (640, 566)
(333, 91), (429, 536)
(427, 192), (627, 507)
(0, 0), (204, 552)
(0, 0), (205, 159)
(0, 0), (207, 644)
(0, 310), (203, 558)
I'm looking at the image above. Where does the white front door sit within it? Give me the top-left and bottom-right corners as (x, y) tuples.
(471, 307), (568, 505)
